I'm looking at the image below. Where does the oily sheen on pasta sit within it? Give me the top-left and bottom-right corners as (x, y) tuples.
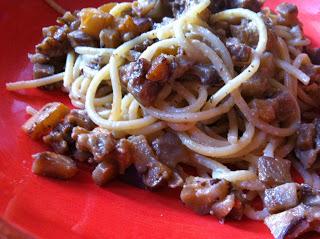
(6, 0), (320, 238)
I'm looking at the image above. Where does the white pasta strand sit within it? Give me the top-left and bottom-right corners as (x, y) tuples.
(275, 59), (310, 85)
(6, 72), (64, 90)
(121, 94), (134, 120)
(75, 47), (114, 56)
(178, 121), (255, 158)
(145, 97), (234, 123)
(227, 109), (238, 144)
(189, 127), (230, 147)
(63, 51), (76, 89)
(221, 131), (267, 159)
(213, 170), (257, 183)
(161, 84), (208, 113)
(128, 99), (140, 120)
(73, 55), (82, 79)
(126, 121), (167, 135)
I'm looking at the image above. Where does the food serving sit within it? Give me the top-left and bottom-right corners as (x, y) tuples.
(6, 0), (320, 238)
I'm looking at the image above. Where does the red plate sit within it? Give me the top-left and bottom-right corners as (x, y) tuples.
(0, 1), (319, 238)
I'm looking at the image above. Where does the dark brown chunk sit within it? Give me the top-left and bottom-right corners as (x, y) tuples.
(133, 17), (153, 34)
(300, 184), (320, 207)
(126, 50), (141, 62)
(36, 25), (70, 58)
(238, 179), (265, 191)
(228, 196), (244, 220)
(73, 150), (92, 162)
(57, 11), (77, 26)
(152, 131), (189, 168)
(226, 37), (252, 65)
(128, 135), (172, 188)
(99, 29), (121, 48)
(43, 122), (74, 154)
(276, 3), (299, 26)
(33, 63), (55, 79)
(231, 0), (263, 12)
(264, 183), (299, 213)
(244, 52), (274, 93)
(180, 177), (230, 215)
(67, 30), (98, 48)
(128, 74), (161, 106)
(120, 57), (149, 85)
(22, 102), (70, 139)
(257, 156), (292, 187)
(264, 204), (306, 239)
(42, 25), (59, 37)
(151, 132), (187, 188)
(188, 64), (222, 85)
(32, 151), (78, 179)
(65, 109), (96, 130)
(29, 11), (79, 85)
(120, 58), (162, 106)
(120, 53), (193, 106)
(230, 19), (259, 46)
(111, 138), (133, 174)
(296, 123), (315, 150)
(271, 92), (297, 122)
(260, 52), (276, 78)
(168, 170), (184, 188)
(251, 91), (297, 123)
(36, 37), (68, 58)
(72, 127), (116, 163)
(169, 54), (194, 81)
(146, 54), (171, 82)
(242, 76), (271, 98)
(295, 118), (320, 168)
(210, 193), (235, 220)
(208, 0), (229, 13)
(143, 163), (171, 188)
(295, 149), (319, 169)
(92, 160), (118, 186)
(43, 109), (95, 154)
(165, 0), (187, 17)
(241, 53), (274, 98)
(264, 203), (320, 239)
(53, 25), (70, 42)
(133, 38), (154, 52)
(251, 99), (276, 123)
(28, 53), (50, 64)
(286, 219), (316, 239)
